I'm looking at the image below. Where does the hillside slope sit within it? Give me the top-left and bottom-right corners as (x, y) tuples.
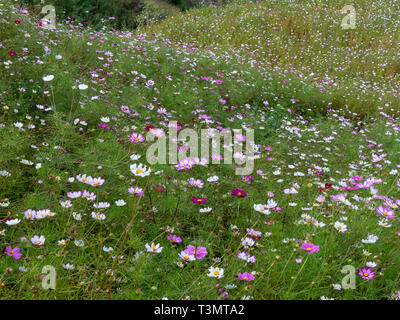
(0, 0), (400, 300)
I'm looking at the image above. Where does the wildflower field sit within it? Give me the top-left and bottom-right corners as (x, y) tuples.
(0, 0), (400, 300)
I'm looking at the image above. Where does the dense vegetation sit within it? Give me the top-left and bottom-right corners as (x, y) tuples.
(0, 0), (399, 300)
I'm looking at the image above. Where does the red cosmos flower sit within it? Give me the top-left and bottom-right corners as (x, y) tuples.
(8, 51), (16, 57)
(145, 125), (155, 132)
(319, 183), (333, 193)
(231, 188), (248, 198)
(192, 197), (208, 204)
(14, 20), (21, 24)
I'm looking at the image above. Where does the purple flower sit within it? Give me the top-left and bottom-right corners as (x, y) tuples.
(231, 188), (248, 198)
(184, 245), (207, 259)
(167, 234), (182, 244)
(5, 246), (22, 260)
(238, 272), (254, 281)
(358, 267), (375, 280)
(192, 197), (208, 204)
(301, 242), (320, 254)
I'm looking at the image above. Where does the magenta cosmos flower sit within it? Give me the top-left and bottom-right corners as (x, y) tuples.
(358, 267), (375, 280)
(5, 246), (22, 260)
(184, 245), (207, 259)
(301, 242), (320, 254)
(192, 197), (208, 204)
(231, 188), (248, 198)
(167, 234), (182, 244)
(238, 272), (255, 282)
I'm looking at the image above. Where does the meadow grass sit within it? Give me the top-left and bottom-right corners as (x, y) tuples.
(0, 0), (399, 300)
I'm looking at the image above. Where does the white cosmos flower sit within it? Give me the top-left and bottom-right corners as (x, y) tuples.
(6, 218), (21, 225)
(145, 243), (163, 253)
(63, 263), (75, 270)
(78, 84), (88, 90)
(207, 175), (219, 182)
(43, 75), (54, 82)
(334, 221), (347, 233)
(115, 199), (126, 206)
(130, 163), (151, 177)
(207, 266), (224, 279)
(130, 154), (141, 161)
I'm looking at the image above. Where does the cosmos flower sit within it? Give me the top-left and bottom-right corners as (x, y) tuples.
(178, 251), (196, 262)
(301, 242), (320, 254)
(358, 267), (375, 280)
(176, 158), (194, 171)
(129, 132), (145, 143)
(184, 245), (208, 259)
(31, 235), (45, 246)
(91, 211), (106, 220)
(334, 221), (348, 233)
(376, 205), (396, 219)
(67, 191), (82, 198)
(89, 177), (105, 187)
(5, 246), (22, 260)
(208, 266), (224, 279)
(130, 163), (151, 177)
(82, 190), (96, 201)
(188, 178), (204, 188)
(115, 199), (126, 206)
(231, 188), (248, 198)
(192, 197), (208, 204)
(167, 234), (182, 244)
(5, 218), (21, 226)
(43, 75), (54, 82)
(63, 264), (75, 270)
(207, 176), (219, 182)
(145, 243), (163, 253)
(128, 186), (144, 196)
(253, 204), (270, 215)
(238, 272), (254, 282)
(391, 291), (400, 300)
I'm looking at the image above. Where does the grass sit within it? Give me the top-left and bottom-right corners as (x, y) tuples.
(0, 0), (399, 300)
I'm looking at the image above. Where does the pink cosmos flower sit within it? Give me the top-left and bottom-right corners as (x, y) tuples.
(129, 132), (145, 143)
(238, 272), (255, 282)
(188, 178), (204, 188)
(376, 205), (396, 219)
(167, 234), (182, 244)
(5, 246), (22, 260)
(301, 242), (320, 254)
(176, 158), (194, 171)
(128, 186), (144, 196)
(31, 235), (45, 246)
(184, 245), (207, 259)
(358, 267), (375, 280)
